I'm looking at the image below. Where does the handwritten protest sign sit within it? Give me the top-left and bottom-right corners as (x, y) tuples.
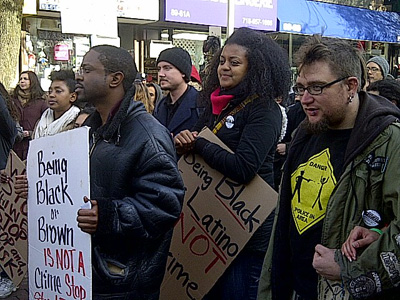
(160, 128), (278, 299)
(27, 127), (91, 300)
(0, 150), (27, 287)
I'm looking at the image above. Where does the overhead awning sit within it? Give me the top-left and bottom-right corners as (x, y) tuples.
(278, 0), (400, 43)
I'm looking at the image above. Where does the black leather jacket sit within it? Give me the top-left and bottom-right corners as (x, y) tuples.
(85, 90), (184, 299)
(0, 94), (17, 169)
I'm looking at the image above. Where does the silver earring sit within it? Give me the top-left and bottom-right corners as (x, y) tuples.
(348, 94), (353, 103)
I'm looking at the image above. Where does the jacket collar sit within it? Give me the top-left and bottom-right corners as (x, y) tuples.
(86, 86), (138, 142)
(161, 85), (198, 132)
(344, 91), (400, 166)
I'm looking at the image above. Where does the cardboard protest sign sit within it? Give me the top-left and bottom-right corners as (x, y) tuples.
(160, 128), (278, 299)
(27, 127), (91, 300)
(0, 150), (27, 287)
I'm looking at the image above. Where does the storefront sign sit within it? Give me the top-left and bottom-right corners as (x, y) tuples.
(39, 0), (60, 11)
(61, 0), (117, 37)
(38, 30), (74, 41)
(27, 127), (92, 300)
(23, 0), (37, 14)
(39, 0), (159, 21)
(0, 151), (27, 288)
(165, 0), (277, 31)
(117, 0), (159, 21)
(160, 128), (277, 299)
(54, 44), (69, 61)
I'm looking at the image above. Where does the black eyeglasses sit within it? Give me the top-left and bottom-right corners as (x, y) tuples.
(293, 76), (349, 96)
(367, 67), (380, 73)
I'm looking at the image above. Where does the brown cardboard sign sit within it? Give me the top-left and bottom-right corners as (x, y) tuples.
(0, 150), (27, 287)
(160, 128), (277, 299)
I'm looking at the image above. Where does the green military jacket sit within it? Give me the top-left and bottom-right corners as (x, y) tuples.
(258, 92), (400, 300)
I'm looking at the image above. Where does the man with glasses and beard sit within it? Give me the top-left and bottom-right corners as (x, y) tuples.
(258, 36), (400, 300)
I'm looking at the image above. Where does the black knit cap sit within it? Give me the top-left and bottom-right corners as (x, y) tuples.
(157, 47), (192, 81)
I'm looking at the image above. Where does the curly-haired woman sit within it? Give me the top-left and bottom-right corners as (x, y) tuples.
(174, 27), (291, 300)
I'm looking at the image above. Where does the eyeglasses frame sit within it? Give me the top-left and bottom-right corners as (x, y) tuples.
(294, 76), (350, 96)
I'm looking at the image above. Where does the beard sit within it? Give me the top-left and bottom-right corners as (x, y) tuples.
(302, 117), (329, 134)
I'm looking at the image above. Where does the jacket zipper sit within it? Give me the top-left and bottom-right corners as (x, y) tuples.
(89, 132), (101, 157)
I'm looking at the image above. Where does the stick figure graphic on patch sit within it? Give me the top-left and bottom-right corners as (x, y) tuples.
(312, 176), (329, 210)
(290, 149), (337, 234)
(292, 170), (313, 203)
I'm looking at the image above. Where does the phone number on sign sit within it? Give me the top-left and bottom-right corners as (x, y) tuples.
(242, 18), (273, 26)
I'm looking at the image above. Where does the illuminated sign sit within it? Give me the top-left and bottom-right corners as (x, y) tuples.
(165, 0), (277, 31)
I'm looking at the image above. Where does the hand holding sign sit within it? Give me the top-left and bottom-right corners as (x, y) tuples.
(14, 174), (28, 199)
(0, 169), (11, 183)
(77, 197), (98, 234)
(160, 128), (277, 299)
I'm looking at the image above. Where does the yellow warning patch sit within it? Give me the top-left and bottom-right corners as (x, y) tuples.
(291, 149), (336, 234)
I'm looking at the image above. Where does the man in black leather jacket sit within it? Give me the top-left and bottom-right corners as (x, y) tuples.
(75, 45), (184, 299)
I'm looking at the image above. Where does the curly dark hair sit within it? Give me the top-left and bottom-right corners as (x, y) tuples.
(91, 45), (138, 92)
(203, 36), (221, 54)
(200, 27), (291, 107)
(295, 35), (367, 91)
(50, 69), (76, 93)
(12, 71), (45, 101)
(367, 79), (400, 107)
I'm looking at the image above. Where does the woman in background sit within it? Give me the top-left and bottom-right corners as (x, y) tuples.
(12, 71), (47, 160)
(146, 82), (163, 110)
(134, 81), (154, 113)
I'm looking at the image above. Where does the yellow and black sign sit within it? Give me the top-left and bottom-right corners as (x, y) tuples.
(291, 149), (337, 234)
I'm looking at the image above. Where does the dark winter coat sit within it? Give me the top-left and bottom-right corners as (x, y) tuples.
(12, 97), (47, 160)
(193, 92), (282, 252)
(84, 89), (184, 299)
(153, 85), (202, 136)
(0, 94), (17, 169)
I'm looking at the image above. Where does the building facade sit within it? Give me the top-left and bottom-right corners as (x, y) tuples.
(20, 0), (400, 89)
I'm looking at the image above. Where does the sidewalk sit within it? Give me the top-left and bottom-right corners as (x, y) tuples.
(4, 277), (28, 300)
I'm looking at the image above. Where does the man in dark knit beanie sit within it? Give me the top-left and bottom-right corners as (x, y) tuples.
(157, 47), (192, 82)
(154, 47), (203, 136)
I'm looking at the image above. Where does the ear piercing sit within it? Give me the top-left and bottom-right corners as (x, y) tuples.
(348, 94), (354, 103)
